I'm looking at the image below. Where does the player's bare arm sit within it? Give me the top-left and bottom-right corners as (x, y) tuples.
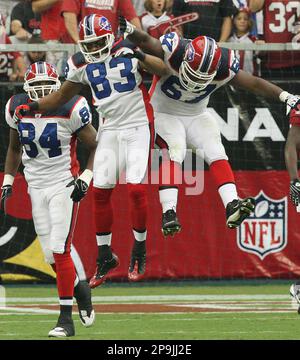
(119, 16), (164, 59)
(285, 124), (300, 206)
(285, 125), (300, 181)
(14, 80), (82, 120)
(37, 81), (82, 112)
(230, 69), (283, 100)
(0, 129), (22, 213)
(77, 124), (98, 172)
(139, 53), (170, 77)
(67, 123), (97, 203)
(230, 70), (300, 111)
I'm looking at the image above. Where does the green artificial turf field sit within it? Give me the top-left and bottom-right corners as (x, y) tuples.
(0, 280), (299, 340)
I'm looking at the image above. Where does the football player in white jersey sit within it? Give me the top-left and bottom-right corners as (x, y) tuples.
(13, 15), (170, 288)
(119, 18), (300, 233)
(1, 61), (97, 337)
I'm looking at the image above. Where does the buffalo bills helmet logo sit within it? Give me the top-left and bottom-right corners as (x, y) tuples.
(186, 43), (195, 62)
(99, 16), (112, 31)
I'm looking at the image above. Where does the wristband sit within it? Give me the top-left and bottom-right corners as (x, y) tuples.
(79, 169), (93, 186)
(2, 174), (14, 187)
(279, 91), (291, 103)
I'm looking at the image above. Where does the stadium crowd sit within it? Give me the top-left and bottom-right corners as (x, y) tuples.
(0, 0), (299, 81)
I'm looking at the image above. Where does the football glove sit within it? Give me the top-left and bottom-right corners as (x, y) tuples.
(13, 102), (39, 124)
(290, 179), (300, 206)
(0, 185), (12, 214)
(66, 169), (93, 202)
(118, 16), (136, 38)
(279, 91), (300, 115)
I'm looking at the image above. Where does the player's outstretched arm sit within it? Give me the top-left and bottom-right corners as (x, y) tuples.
(1, 129), (22, 213)
(67, 124), (97, 202)
(119, 16), (164, 59)
(230, 69), (300, 112)
(138, 52), (169, 77)
(36, 81), (82, 112)
(14, 81), (82, 121)
(230, 69), (283, 100)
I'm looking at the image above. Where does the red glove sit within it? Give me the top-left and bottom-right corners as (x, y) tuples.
(13, 102), (39, 124)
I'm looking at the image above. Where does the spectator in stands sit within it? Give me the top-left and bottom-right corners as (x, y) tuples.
(140, 0), (176, 39)
(228, 8), (264, 75)
(172, 0), (236, 41)
(249, 0), (300, 78)
(0, 14), (26, 81)
(0, 1), (18, 33)
(31, 0), (72, 76)
(32, 0), (72, 43)
(10, 0), (41, 42)
(24, 35), (48, 68)
(232, 0), (260, 36)
(62, 0), (142, 43)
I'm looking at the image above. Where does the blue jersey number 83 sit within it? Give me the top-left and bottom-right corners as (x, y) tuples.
(86, 57), (136, 100)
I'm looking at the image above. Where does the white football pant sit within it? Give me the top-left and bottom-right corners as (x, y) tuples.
(154, 111), (228, 164)
(93, 124), (151, 188)
(28, 179), (79, 264)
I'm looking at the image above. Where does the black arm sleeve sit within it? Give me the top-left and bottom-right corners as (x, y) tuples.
(220, 0), (236, 17)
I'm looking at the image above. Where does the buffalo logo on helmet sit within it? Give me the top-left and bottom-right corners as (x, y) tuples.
(186, 43), (195, 62)
(99, 16), (112, 31)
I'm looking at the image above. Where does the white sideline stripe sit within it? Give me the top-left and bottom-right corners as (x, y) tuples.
(0, 306), (59, 314)
(4, 294), (290, 303)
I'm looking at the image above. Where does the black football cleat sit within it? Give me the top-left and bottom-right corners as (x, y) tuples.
(226, 197), (256, 229)
(162, 209), (181, 237)
(89, 253), (120, 289)
(128, 241), (146, 282)
(74, 280), (95, 327)
(48, 317), (75, 338)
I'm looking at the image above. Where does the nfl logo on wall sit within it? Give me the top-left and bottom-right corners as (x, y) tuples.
(237, 191), (287, 260)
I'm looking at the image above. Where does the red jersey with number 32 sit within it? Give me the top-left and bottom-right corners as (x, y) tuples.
(263, 0), (300, 68)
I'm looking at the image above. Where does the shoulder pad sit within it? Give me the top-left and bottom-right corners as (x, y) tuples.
(9, 93), (30, 116)
(44, 95), (83, 118)
(169, 38), (190, 72)
(215, 48), (230, 81)
(70, 52), (86, 68)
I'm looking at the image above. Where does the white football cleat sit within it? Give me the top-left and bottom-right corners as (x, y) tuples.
(79, 309), (95, 327)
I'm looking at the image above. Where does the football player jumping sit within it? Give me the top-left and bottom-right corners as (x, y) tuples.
(1, 61), (97, 337)
(13, 15), (170, 288)
(119, 18), (300, 234)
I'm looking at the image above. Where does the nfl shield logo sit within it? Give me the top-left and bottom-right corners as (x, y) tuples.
(237, 191), (287, 260)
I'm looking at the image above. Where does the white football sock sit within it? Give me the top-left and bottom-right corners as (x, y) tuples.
(96, 233), (112, 246)
(159, 188), (178, 213)
(218, 183), (238, 208)
(133, 229), (147, 242)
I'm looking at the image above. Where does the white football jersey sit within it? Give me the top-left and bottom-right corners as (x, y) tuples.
(66, 41), (154, 130)
(6, 94), (92, 189)
(150, 32), (240, 117)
